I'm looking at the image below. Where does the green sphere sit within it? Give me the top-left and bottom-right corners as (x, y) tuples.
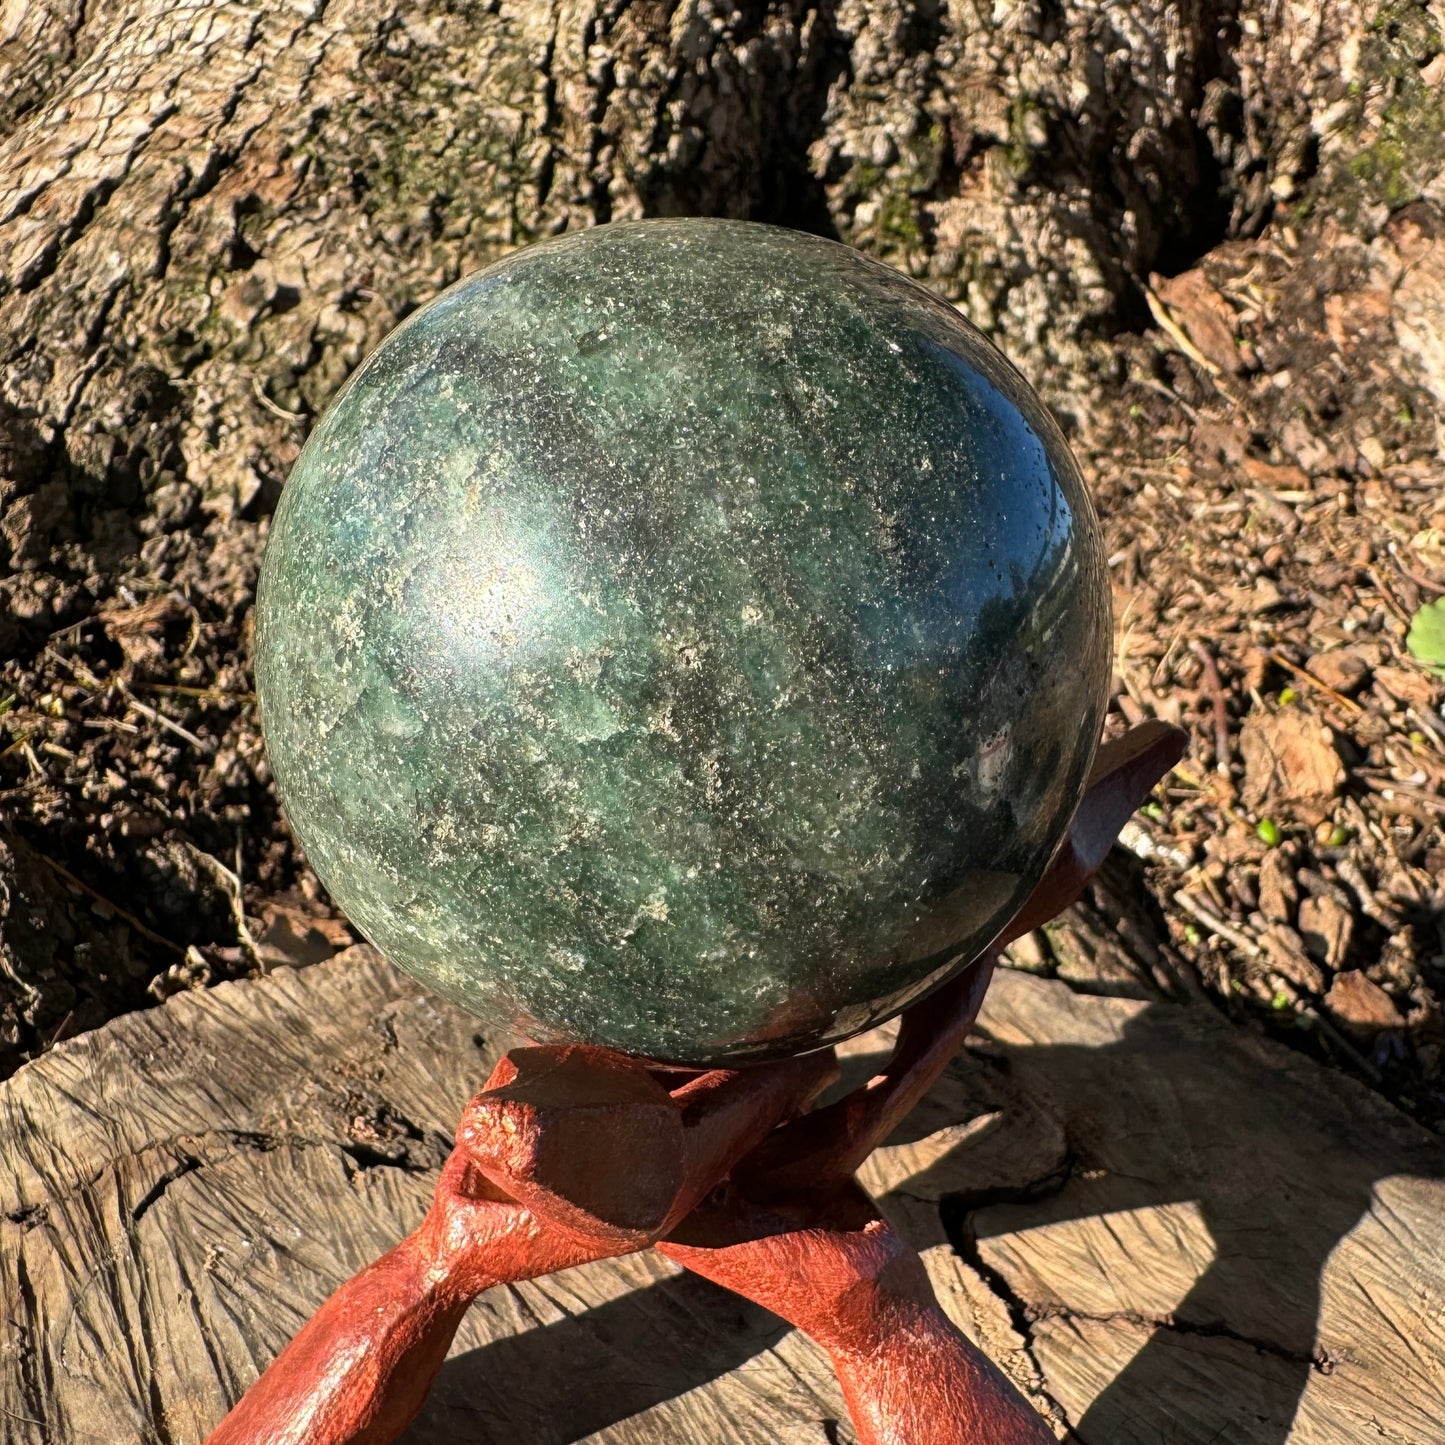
(255, 219), (1109, 1064)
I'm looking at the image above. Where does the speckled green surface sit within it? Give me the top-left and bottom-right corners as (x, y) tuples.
(255, 219), (1109, 1064)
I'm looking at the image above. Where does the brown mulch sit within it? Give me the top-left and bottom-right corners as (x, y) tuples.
(1067, 207), (1445, 1122)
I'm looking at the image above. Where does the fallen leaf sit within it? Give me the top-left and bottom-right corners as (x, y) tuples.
(1153, 269), (1243, 373)
(1406, 598), (1445, 677)
(1325, 971), (1403, 1034)
(1239, 709), (1345, 808)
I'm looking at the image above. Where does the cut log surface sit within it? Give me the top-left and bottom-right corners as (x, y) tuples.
(2, 948), (1443, 1445)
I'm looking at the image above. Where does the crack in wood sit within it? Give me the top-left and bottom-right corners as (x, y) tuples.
(1026, 1303), (1330, 1374)
(7, 1127), (308, 1226)
(941, 1164), (1080, 1434)
(130, 1153), (201, 1225)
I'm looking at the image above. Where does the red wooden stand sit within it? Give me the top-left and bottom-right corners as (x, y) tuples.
(206, 721), (1184, 1445)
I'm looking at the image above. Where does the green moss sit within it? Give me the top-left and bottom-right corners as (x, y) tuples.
(877, 192), (923, 246)
(295, 15), (545, 250)
(1278, 192), (1316, 228)
(844, 123), (944, 260)
(1319, 0), (1445, 221)
(1370, 0), (1443, 45)
(1351, 85), (1445, 210)
(902, 122), (945, 195)
(1004, 94), (1046, 181)
(849, 160), (884, 198)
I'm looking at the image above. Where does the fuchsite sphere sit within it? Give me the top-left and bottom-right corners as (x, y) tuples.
(254, 219), (1111, 1064)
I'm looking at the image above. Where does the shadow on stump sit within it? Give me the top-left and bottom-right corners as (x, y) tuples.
(413, 987), (1445, 1443)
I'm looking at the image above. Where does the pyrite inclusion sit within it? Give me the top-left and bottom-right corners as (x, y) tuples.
(255, 219), (1110, 1064)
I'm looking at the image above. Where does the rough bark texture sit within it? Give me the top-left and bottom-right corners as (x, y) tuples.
(0, 0), (1401, 534)
(2, 945), (1442, 1443)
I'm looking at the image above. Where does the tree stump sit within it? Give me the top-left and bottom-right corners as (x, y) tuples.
(3, 946), (1442, 1443)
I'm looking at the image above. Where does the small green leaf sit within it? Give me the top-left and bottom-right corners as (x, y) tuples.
(1271, 989), (1291, 1011)
(1257, 817), (1282, 848)
(1406, 598), (1445, 676)
(1143, 801), (1165, 821)
(1279, 686), (1297, 706)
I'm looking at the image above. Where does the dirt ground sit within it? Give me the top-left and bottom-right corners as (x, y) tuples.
(1, 0), (1442, 1125)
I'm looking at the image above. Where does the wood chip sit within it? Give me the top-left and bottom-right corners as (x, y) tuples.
(1298, 895), (1354, 970)
(254, 903), (352, 970)
(1239, 709), (1345, 808)
(1411, 527), (1445, 574)
(1374, 664), (1441, 711)
(1324, 288), (1392, 350)
(1258, 849), (1299, 924)
(97, 592), (192, 671)
(1152, 269), (1243, 374)
(1306, 648), (1371, 697)
(1241, 455), (1311, 491)
(1262, 924), (1328, 993)
(1393, 231), (1445, 405)
(1325, 970), (1404, 1034)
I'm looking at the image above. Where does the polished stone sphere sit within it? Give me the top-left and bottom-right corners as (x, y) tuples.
(255, 218), (1110, 1064)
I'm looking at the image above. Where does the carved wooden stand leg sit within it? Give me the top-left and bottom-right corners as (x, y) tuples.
(206, 721), (1184, 1445)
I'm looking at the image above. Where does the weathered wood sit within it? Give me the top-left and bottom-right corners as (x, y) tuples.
(3, 948), (1443, 1443)
(1, 947), (854, 1445)
(969, 970), (1445, 1445)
